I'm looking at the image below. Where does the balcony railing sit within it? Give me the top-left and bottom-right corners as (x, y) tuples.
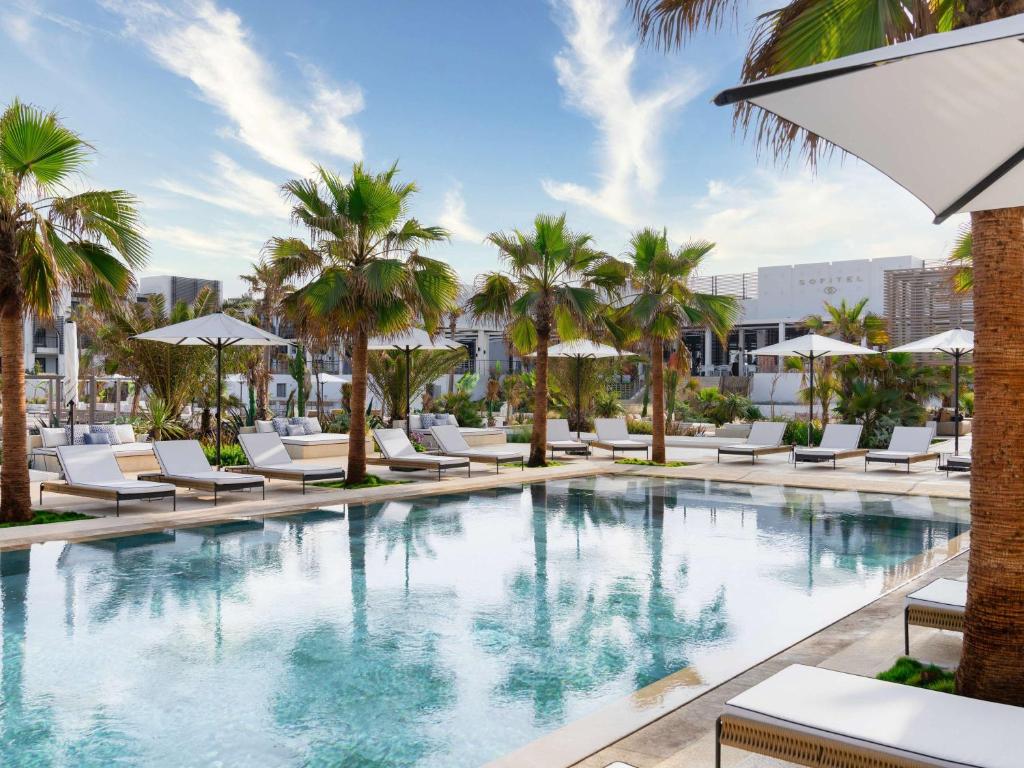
(689, 272), (758, 299)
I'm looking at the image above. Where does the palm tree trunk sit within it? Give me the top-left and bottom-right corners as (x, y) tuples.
(528, 326), (549, 467)
(347, 327), (369, 485)
(0, 296), (32, 523)
(651, 338), (666, 464)
(957, 206), (1024, 704)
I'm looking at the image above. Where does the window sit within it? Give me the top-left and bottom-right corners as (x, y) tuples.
(276, 383), (287, 398)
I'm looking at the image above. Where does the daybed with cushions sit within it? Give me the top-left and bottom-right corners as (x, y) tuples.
(30, 424), (158, 474)
(253, 417), (370, 460)
(409, 413), (506, 448)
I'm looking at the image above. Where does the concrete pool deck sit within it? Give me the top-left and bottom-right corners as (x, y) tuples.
(1, 438), (972, 768)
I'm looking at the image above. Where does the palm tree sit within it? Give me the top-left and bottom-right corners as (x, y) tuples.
(240, 257), (293, 418)
(619, 230), (738, 463)
(947, 224), (973, 293)
(630, 1), (1024, 702)
(269, 163), (458, 485)
(0, 101), (147, 523)
(470, 214), (622, 466)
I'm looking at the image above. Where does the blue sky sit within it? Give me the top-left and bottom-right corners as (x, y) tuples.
(1, 0), (964, 297)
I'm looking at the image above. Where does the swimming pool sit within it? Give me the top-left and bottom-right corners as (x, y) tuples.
(0, 477), (969, 767)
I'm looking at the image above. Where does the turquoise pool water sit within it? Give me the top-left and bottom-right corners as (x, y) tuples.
(0, 477), (968, 767)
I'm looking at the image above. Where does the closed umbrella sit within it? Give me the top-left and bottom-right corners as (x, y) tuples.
(750, 333), (877, 445)
(367, 328), (461, 437)
(530, 341), (628, 440)
(62, 319), (79, 426)
(314, 372), (351, 411)
(133, 313), (288, 467)
(889, 328), (974, 455)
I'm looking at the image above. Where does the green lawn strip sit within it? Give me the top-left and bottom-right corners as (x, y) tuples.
(615, 458), (690, 467)
(877, 657), (956, 694)
(313, 474), (412, 490)
(1, 510), (95, 529)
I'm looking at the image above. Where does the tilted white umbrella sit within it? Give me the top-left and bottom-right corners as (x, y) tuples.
(714, 15), (1024, 224)
(889, 328), (975, 455)
(134, 313), (289, 466)
(367, 328), (462, 436)
(751, 333), (877, 444)
(531, 340), (628, 440)
(62, 319), (79, 426)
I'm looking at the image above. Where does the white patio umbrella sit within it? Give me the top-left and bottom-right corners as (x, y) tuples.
(530, 340), (628, 440)
(713, 15), (1024, 224)
(313, 371), (351, 412)
(889, 328), (975, 455)
(133, 313), (289, 467)
(367, 328), (462, 436)
(62, 319), (79, 426)
(750, 333), (877, 445)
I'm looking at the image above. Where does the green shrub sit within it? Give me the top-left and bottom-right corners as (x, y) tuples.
(314, 474), (410, 490)
(615, 458), (688, 467)
(434, 392), (483, 428)
(0, 510), (94, 529)
(201, 442), (248, 466)
(877, 657), (956, 694)
(782, 419), (824, 446)
(506, 425), (532, 443)
(626, 419), (653, 435)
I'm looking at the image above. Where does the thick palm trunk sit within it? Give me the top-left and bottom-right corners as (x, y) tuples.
(347, 328), (369, 485)
(0, 298), (32, 522)
(528, 327), (549, 467)
(957, 206), (1024, 704)
(650, 338), (666, 464)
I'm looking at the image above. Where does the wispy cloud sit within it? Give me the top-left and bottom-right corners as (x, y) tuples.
(102, 0), (364, 175)
(144, 222), (265, 262)
(439, 183), (485, 243)
(543, 0), (702, 225)
(153, 153), (290, 220)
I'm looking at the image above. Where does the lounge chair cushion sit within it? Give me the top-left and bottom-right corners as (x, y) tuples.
(817, 423), (863, 450)
(374, 428), (466, 466)
(794, 446), (841, 458)
(906, 578), (967, 611)
(886, 426), (934, 454)
(744, 421), (786, 446)
(595, 418), (632, 442)
(546, 419), (586, 446)
(431, 425), (521, 460)
(279, 433), (349, 446)
(239, 432), (294, 467)
(114, 424), (137, 444)
(153, 440), (213, 475)
(725, 665), (1017, 768)
(56, 445), (174, 495)
(255, 419), (276, 433)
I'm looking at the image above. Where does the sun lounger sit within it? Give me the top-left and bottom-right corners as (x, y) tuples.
(591, 419), (650, 459)
(717, 421), (789, 463)
(430, 424), (524, 473)
(793, 423), (866, 468)
(864, 426), (939, 472)
(40, 445), (176, 516)
(545, 419), (590, 459)
(235, 432), (346, 493)
(150, 440), (264, 505)
(941, 453), (972, 476)
(371, 428), (471, 480)
(904, 577), (966, 654)
(716, 664), (1019, 768)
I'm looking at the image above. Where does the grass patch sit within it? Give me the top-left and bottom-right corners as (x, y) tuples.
(877, 657), (956, 694)
(615, 458), (690, 467)
(313, 474), (412, 490)
(0, 510), (95, 529)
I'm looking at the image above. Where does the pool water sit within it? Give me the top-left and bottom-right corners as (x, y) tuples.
(0, 477), (969, 767)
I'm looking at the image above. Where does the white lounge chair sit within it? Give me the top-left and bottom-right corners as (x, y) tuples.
(864, 426), (939, 472)
(151, 440), (265, 506)
(430, 424), (524, 473)
(236, 432), (346, 494)
(40, 445), (176, 516)
(371, 428), (470, 480)
(592, 419), (649, 459)
(716, 664), (1019, 768)
(545, 419), (589, 459)
(941, 453), (972, 476)
(716, 421), (789, 463)
(904, 577), (967, 654)
(793, 423), (866, 469)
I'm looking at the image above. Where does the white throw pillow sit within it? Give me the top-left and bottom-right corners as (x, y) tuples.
(300, 416), (322, 435)
(114, 424), (137, 444)
(286, 424), (305, 436)
(409, 414), (423, 430)
(40, 427), (69, 448)
(255, 420), (275, 434)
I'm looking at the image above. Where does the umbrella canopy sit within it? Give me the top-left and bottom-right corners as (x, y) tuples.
(714, 15), (1024, 224)
(315, 372), (352, 384)
(133, 313), (289, 466)
(367, 328), (462, 436)
(751, 333), (876, 445)
(62, 319), (79, 424)
(890, 328), (975, 455)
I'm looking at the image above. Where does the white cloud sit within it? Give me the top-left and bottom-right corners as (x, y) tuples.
(676, 164), (966, 275)
(543, 0), (702, 225)
(154, 152), (290, 220)
(2, 14), (33, 45)
(102, 0), (363, 175)
(144, 223), (264, 262)
(439, 183), (485, 243)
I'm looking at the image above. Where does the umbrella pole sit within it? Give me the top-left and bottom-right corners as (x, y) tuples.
(216, 341), (223, 468)
(807, 353), (814, 447)
(953, 351), (961, 456)
(576, 355), (582, 441)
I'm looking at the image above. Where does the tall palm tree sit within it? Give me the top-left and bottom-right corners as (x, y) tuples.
(269, 163), (458, 485)
(470, 214), (622, 466)
(618, 230), (738, 463)
(240, 257), (293, 418)
(630, 0), (1024, 703)
(0, 101), (147, 523)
